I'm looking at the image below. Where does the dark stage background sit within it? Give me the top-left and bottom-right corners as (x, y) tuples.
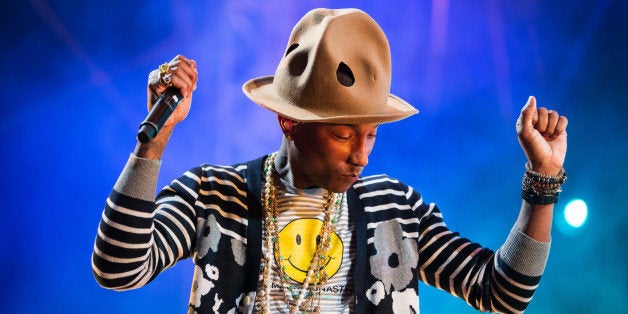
(2, 1), (626, 313)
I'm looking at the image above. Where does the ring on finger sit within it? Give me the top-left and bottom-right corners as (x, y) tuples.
(160, 73), (173, 87)
(158, 63), (173, 87)
(159, 62), (170, 75)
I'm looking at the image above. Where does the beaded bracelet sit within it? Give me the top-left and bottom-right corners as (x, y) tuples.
(521, 163), (567, 205)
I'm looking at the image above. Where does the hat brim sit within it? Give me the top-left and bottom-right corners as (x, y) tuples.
(242, 76), (418, 125)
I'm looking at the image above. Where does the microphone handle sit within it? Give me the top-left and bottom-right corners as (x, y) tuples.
(137, 87), (183, 143)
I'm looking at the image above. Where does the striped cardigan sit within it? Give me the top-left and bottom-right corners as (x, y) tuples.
(92, 154), (549, 313)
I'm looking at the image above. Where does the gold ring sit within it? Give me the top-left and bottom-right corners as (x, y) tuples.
(158, 63), (173, 87)
(159, 62), (170, 75)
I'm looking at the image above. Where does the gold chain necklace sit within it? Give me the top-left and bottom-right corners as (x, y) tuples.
(254, 152), (343, 314)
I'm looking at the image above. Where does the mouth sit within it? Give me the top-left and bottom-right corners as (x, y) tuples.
(342, 173), (361, 181)
(287, 255), (334, 274)
(344, 167), (362, 176)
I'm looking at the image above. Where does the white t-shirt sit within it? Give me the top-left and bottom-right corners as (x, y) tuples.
(263, 171), (355, 313)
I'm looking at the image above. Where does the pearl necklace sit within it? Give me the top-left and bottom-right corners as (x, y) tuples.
(254, 152), (343, 314)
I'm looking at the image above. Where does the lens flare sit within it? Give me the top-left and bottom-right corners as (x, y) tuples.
(564, 199), (588, 228)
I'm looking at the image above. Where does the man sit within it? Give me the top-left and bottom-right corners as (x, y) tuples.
(92, 8), (568, 313)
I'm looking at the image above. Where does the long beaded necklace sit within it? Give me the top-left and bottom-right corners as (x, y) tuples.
(254, 152), (343, 314)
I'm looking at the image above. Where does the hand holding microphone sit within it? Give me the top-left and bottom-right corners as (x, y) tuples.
(137, 86), (184, 143)
(137, 55), (198, 143)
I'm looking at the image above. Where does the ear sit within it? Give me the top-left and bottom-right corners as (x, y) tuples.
(278, 115), (297, 136)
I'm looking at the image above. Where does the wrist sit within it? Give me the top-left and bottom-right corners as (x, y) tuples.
(134, 125), (174, 160)
(521, 162), (567, 205)
(527, 161), (563, 176)
(521, 190), (559, 206)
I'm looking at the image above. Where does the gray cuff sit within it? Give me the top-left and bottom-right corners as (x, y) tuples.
(498, 225), (551, 277)
(113, 154), (162, 201)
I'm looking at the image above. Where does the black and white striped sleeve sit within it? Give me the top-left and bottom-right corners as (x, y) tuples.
(413, 185), (550, 313)
(91, 154), (200, 290)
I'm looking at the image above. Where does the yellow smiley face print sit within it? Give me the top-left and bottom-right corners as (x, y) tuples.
(276, 218), (343, 283)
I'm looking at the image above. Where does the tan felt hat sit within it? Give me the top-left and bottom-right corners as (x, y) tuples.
(242, 8), (418, 124)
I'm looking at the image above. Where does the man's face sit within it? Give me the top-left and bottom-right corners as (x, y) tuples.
(289, 122), (378, 192)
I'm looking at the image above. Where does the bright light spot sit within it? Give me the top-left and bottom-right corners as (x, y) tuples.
(564, 199), (588, 228)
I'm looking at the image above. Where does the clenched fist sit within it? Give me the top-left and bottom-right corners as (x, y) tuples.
(516, 96), (568, 176)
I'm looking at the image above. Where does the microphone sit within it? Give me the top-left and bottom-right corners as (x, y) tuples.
(137, 87), (183, 143)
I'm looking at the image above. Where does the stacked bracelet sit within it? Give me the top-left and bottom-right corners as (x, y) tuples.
(521, 162), (567, 205)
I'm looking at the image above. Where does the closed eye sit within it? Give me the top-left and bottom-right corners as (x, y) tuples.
(332, 134), (351, 141)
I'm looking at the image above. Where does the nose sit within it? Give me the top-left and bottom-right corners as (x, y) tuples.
(349, 138), (369, 168)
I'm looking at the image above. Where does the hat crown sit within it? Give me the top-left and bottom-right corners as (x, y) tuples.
(242, 8), (418, 124)
(273, 8), (392, 118)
